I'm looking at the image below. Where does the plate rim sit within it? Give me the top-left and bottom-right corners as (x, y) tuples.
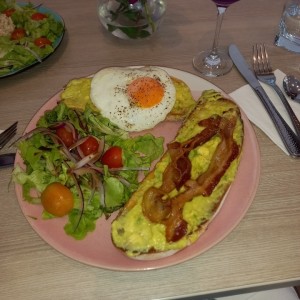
(14, 67), (261, 271)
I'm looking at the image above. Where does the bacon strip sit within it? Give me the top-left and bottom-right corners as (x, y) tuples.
(161, 117), (221, 192)
(142, 110), (241, 242)
(164, 114), (239, 242)
(142, 117), (220, 222)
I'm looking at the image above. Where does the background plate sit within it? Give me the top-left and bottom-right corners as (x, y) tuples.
(0, 4), (65, 78)
(14, 67), (261, 271)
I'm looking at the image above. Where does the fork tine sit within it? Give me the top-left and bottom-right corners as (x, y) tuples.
(252, 45), (258, 72)
(259, 44), (266, 73)
(262, 44), (273, 73)
(0, 129), (17, 149)
(254, 44), (273, 75)
(256, 44), (263, 73)
(258, 44), (264, 73)
(0, 121), (18, 149)
(252, 44), (261, 74)
(0, 121), (17, 142)
(0, 125), (17, 146)
(255, 44), (261, 73)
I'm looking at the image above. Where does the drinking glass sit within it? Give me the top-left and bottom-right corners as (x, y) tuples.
(193, 0), (240, 77)
(275, 0), (300, 53)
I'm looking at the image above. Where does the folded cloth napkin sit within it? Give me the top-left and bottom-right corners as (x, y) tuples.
(229, 69), (300, 155)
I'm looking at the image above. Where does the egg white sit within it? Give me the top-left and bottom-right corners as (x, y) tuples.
(90, 66), (176, 132)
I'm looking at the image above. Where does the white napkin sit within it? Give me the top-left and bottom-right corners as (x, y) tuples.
(229, 69), (300, 155)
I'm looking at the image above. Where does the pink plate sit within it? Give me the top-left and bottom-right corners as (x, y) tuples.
(14, 67), (260, 271)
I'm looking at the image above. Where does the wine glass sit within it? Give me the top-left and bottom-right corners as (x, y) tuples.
(193, 0), (240, 77)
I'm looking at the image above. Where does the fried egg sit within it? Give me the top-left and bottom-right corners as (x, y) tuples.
(90, 66), (176, 131)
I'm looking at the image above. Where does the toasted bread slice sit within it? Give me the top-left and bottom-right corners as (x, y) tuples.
(60, 76), (195, 121)
(166, 76), (196, 121)
(111, 90), (244, 259)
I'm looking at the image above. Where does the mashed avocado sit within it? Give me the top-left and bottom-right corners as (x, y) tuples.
(166, 76), (196, 120)
(111, 90), (244, 257)
(60, 77), (98, 111)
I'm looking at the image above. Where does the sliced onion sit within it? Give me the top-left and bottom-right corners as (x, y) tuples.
(74, 110), (88, 132)
(72, 167), (99, 195)
(69, 172), (85, 232)
(69, 167), (103, 231)
(114, 175), (131, 187)
(109, 166), (150, 172)
(98, 178), (105, 208)
(72, 166), (101, 186)
(43, 131), (76, 162)
(69, 135), (105, 170)
(14, 127), (50, 143)
(68, 136), (88, 151)
(89, 165), (104, 174)
(74, 152), (102, 169)
(72, 167), (105, 207)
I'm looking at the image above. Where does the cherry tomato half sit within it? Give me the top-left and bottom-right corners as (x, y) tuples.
(101, 146), (123, 168)
(41, 182), (74, 217)
(2, 8), (15, 17)
(31, 12), (47, 20)
(79, 136), (99, 156)
(55, 125), (76, 148)
(34, 37), (51, 48)
(11, 28), (25, 40)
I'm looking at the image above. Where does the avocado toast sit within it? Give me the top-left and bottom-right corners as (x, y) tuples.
(111, 90), (244, 259)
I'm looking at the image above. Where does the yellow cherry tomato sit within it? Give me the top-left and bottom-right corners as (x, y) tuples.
(41, 182), (74, 217)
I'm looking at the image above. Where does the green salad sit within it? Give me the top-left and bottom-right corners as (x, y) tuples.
(0, 0), (64, 76)
(12, 103), (164, 240)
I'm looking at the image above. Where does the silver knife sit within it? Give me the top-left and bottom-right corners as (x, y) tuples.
(229, 44), (300, 158)
(0, 153), (15, 167)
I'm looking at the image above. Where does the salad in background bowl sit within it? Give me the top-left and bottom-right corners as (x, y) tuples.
(0, 1), (65, 77)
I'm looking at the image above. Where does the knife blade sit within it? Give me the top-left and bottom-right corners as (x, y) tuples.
(0, 153), (16, 168)
(229, 44), (300, 158)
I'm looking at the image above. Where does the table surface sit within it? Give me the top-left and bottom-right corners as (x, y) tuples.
(1, 0), (300, 299)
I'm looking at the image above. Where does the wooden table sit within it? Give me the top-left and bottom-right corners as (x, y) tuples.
(1, 0), (300, 299)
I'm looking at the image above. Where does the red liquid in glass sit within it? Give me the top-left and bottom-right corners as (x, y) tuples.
(211, 0), (239, 7)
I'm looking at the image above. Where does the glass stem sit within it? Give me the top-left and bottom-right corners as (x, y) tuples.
(211, 6), (227, 56)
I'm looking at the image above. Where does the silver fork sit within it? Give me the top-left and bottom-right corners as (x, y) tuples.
(252, 44), (300, 138)
(0, 122), (18, 150)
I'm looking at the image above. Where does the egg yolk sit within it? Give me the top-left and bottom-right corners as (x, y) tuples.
(127, 77), (164, 108)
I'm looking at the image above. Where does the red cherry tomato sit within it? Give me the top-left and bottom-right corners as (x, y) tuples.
(2, 8), (15, 17)
(34, 37), (51, 48)
(55, 125), (75, 148)
(31, 12), (47, 20)
(11, 28), (25, 40)
(101, 146), (123, 168)
(79, 136), (99, 156)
